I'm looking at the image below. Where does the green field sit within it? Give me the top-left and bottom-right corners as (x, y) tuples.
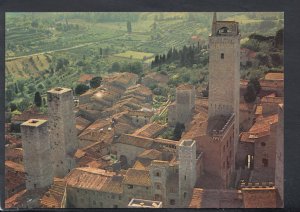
(114, 51), (154, 60)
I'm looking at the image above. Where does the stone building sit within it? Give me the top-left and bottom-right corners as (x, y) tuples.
(47, 87), (79, 177)
(20, 119), (53, 190)
(208, 12), (240, 164)
(238, 114), (278, 174)
(64, 139), (201, 208)
(178, 139), (197, 206)
(168, 84), (195, 127)
(275, 104), (284, 205)
(197, 114), (236, 189)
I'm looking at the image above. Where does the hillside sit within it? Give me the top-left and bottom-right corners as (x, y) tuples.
(5, 12), (283, 112)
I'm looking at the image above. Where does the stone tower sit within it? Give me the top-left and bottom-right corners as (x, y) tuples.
(21, 119), (53, 190)
(175, 84), (195, 125)
(178, 139), (197, 207)
(47, 87), (78, 177)
(208, 12), (240, 164)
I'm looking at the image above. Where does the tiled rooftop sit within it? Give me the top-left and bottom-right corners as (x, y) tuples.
(189, 188), (243, 208)
(123, 168), (151, 187)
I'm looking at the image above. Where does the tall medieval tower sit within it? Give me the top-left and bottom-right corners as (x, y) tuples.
(21, 119), (53, 190)
(208, 12), (240, 164)
(47, 87), (78, 177)
(178, 139), (197, 207)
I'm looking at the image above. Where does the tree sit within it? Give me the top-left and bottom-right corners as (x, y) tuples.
(127, 21), (132, 33)
(34, 91), (42, 107)
(75, 84), (89, 95)
(249, 77), (261, 94)
(173, 122), (185, 140)
(10, 103), (17, 112)
(111, 62), (121, 72)
(90, 76), (102, 88)
(244, 83), (257, 103)
(5, 89), (14, 102)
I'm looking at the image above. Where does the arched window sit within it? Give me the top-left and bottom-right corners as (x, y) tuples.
(261, 142), (266, 147)
(155, 171), (161, 177)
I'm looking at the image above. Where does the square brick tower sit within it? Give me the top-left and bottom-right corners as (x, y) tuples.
(21, 119), (53, 190)
(178, 139), (197, 207)
(208, 12), (240, 166)
(47, 87), (78, 177)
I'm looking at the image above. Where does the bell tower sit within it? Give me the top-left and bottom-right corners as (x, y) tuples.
(208, 12), (241, 166)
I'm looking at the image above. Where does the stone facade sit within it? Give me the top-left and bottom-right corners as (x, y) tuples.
(208, 14), (240, 168)
(20, 119), (53, 190)
(178, 139), (197, 206)
(168, 84), (195, 127)
(47, 87), (78, 177)
(275, 104), (284, 205)
(198, 115), (235, 188)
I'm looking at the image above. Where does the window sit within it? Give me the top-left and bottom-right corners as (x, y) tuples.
(99, 202), (103, 207)
(128, 184), (133, 189)
(119, 195), (122, 200)
(184, 175), (186, 180)
(261, 142), (266, 147)
(184, 192), (187, 199)
(155, 194), (161, 201)
(156, 183), (161, 190)
(226, 140), (229, 148)
(221, 53), (224, 59)
(111, 194), (115, 199)
(93, 200), (96, 205)
(155, 171), (161, 177)
(223, 145), (225, 152)
(170, 199), (176, 205)
(262, 158), (268, 167)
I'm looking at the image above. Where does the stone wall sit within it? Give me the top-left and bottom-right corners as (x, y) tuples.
(20, 119), (53, 190)
(47, 88), (78, 177)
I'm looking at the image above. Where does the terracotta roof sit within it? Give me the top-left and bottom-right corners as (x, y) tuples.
(5, 148), (23, 160)
(123, 168), (151, 187)
(261, 96), (283, 104)
(117, 134), (154, 149)
(259, 79), (284, 89)
(133, 123), (167, 138)
(76, 116), (91, 132)
(78, 74), (95, 83)
(74, 149), (86, 159)
(5, 160), (25, 173)
(242, 187), (277, 208)
(138, 149), (162, 160)
(66, 167), (118, 191)
(264, 72), (284, 81)
(176, 83), (194, 90)
(240, 103), (255, 112)
(189, 188), (243, 208)
(142, 72), (169, 84)
(127, 110), (154, 117)
(100, 175), (123, 194)
(240, 114), (278, 142)
(40, 178), (66, 208)
(255, 105), (263, 115)
(5, 189), (27, 208)
(125, 84), (152, 96)
(133, 160), (150, 170)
